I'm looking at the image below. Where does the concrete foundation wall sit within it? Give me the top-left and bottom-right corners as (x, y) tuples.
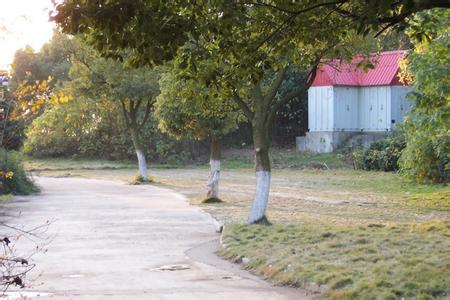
(298, 131), (391, 153)
(346, 133), (390, 149)
(296, 136), (307, 152)
(303, 131), (356, 153)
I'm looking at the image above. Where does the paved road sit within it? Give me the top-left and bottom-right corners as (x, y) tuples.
(0, 177), (309, 299)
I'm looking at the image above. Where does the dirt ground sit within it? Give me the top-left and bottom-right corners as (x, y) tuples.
(26, 164), (450, 227)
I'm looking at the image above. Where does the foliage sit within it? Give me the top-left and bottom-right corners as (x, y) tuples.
(155, 63), (240, 142)
(23, 96), (194, 162)
(1, 84), (24, 150)
(352, 133), (406, 172)
(63, 37), (160, 168)
(0, 148), (37, 195)
(399, 10), (449, 183)
(9, 31), (74, 90)
(51, 1), (448, 68)
(271, 71), (308, 145)
(6, 32), (76, 147)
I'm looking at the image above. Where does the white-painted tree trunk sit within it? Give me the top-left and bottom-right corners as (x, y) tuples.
(247, 171), (271, 224)
(207, 159), (220, 199)
(136, 149), (148, 181)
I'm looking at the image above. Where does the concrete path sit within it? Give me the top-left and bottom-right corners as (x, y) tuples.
(0, 177), (309, 299)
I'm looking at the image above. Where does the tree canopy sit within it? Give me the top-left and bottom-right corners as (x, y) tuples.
(156, 63), (240, 141)
(51, 1), (449, 68)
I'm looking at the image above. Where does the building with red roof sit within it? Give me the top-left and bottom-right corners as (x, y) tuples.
(298, 50), (412, 153)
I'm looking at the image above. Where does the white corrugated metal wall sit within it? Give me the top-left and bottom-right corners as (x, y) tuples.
(308, 86), (334, 131)
(309, 85), (411, 133)
(358, 86), (391, 131)
(390, 86), (412, 129)
(333, 87), (359, 131)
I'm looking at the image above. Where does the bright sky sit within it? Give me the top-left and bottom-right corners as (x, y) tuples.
(0, 0), (55, 70)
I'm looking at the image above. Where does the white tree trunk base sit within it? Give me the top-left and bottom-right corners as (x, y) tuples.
(136, 149), (148, 181)
(247, 171), (271, 224)
(207, 159), (220, 199)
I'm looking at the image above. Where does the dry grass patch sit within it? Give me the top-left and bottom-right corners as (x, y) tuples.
(220, 221), (450, 299)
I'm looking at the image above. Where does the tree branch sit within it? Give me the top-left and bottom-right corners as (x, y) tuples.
(120, 100), (130, 127)
(267, 62), (319, 129)
(232, 91), (254, 121)
(132, 98), (143, 115)
(264, 66), (287, 108)
(243, 1), (346, 16)
(138, 98), (152, 132)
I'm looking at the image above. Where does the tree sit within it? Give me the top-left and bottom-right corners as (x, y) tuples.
(7, 32), (76, 146)
(9, 31), (73, 91)
(65, 39), (160, 181)
(399, 9), (449, 183)
(50, 1), (449, 67)
(161, 6), (361, 223)
(0, 74), (23, 150)
(50, 1), (447, 223)
(49, 1), (364, 224)
(155, 63), (241, 201)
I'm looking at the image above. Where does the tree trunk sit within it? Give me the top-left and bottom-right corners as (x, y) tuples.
(247, 92), (272, 224)
(136, 148), (149, 181)
(247, 134), (271, 224)
(130, 129), (148, 181)
(207, 138), (221, 199)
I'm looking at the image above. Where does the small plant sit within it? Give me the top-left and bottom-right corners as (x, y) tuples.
(129, 174), (154, 185)
(351, 133), (406, 172)
(0, 149), (38, 195)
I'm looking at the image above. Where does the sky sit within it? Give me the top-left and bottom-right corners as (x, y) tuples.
(0, 0), (55, 70)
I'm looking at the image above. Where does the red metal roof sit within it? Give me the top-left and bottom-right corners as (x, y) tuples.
(312, 50), (408, 87)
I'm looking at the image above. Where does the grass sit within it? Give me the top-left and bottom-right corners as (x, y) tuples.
(128, 174), (155, 185)
(271, 150), (348, 168)
(0, 194), (13, 202)
(24, 157), (137, 172)
(220, 221), (450, 299)
(25, 157), (450, 221)
(24, 157), (192, 172)
(23, 153), (450, 298)
(220, 148), (348, 169)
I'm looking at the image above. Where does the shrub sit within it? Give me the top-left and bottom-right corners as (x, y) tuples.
(399, 115), (449, 183)
(397, 10), (449, 183)
(352, 133), (406, 172)
(0, 148), (38, 195)
(23, 98), (206, 164)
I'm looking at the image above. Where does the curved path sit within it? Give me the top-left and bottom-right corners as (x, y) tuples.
(1, 177), (309, 299)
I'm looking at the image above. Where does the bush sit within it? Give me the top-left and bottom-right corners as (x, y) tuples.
(352, 133), (406, 172)
(399, 115), (449, 183)
(396, 10), (449, 183)
(23, 99), (205, 163)
(0, 148), (38, 195)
